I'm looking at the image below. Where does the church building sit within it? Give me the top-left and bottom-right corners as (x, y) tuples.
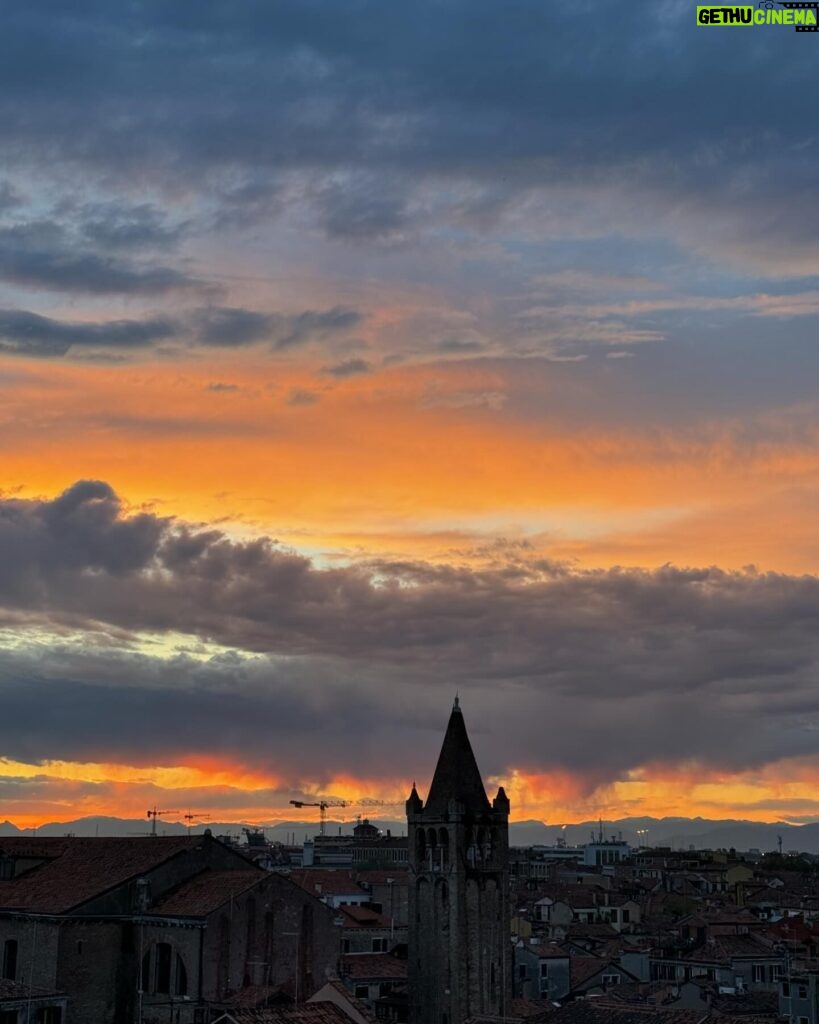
(406, 698), (512, 1024)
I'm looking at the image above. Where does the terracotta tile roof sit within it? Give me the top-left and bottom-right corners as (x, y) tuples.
(570, 957), (612, 989)
(353, 870), (408, 886)
(541, 1003), (707, 1024)
(290, 870), (367, 898)
(536, 885), (604, 907)
(710, 1017), (777, 1024)
(464, 1000), (553, 1023)
(149, 869), (263, 916)
(214, 1005), (353, 1024)
(682, 934), (775, 964)
(526, 944), (571, 959)
(511, 998), (555, 1020)
(338, 905), (391, 928)
(310, 980), (379, 1024)
(711, 991), (778, 1017)
(567, 922), (619, 938)
(340, 954), (408, 981)
(0, 836), (204, 913)
(0, 838), (70, 860)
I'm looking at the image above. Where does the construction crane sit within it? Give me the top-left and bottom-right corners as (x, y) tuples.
(184, 812), (210, 836)
(146, 807), (180, 836)
(289, 799), (348, 837)
(355, 798), (404, 810)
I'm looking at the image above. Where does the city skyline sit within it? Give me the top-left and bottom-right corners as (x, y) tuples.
(2, 2), (819, 830)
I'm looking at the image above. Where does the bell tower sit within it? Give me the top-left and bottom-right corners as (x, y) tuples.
(407, 697), (511, 1024)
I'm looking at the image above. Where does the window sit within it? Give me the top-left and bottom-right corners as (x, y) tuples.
(799, 986), (808, 1000)
(540, 963), (549, 978)
(355, 985), (369, 999)
(175, 955), (187, 997)
(753, 965), (765, 984)
(37, 1011), (62, 1024)
(518, 964), (527, 980)
(622, 909), (630, 923)
(2, 940), (17, 982)
(602, 974), (621, 986)
(372, 938), (388, 952)
(141, 943), (186, 997)
(0, 1011), (18, 1024)
(798, 1017), (809, 1024)
(155, 942), (172, 994)
(782, 982), (791, 997)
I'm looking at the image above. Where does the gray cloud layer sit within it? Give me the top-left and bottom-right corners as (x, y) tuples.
(1, 482), (819, 782)
(0, 305), (362, 357)
(0, 1), (816, 263)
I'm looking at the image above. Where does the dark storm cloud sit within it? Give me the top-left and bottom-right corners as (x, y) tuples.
(77, 201), (185, 251)
(0, 305), (362, 359)
(3, 482), (819, 780)
(0, 222), (203, 296)
(314, 175), (411, 242)
(273, 308), (363, 351)
(194, 306), (361, 349)
(0, 309), (179, 357)
(195, 307), (277, 347)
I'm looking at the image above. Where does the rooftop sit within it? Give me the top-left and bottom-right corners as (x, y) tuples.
(149, 869), (263, 916)
(340, 953), (408, 981)
(0, 836), (207, 914)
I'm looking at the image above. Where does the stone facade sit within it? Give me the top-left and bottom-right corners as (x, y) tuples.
(0, 835), (340, 1024)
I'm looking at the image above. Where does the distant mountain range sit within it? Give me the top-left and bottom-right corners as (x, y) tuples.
(2, 814), (817, 853)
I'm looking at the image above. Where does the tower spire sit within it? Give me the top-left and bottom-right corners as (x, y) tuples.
(424, 699), (489, 815)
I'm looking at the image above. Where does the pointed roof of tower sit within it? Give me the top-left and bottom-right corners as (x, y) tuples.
(424, 697), (491, 815)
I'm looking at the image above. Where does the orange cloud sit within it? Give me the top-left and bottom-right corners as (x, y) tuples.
(6, 754), (819, 831)
(5, 354), (819, 576)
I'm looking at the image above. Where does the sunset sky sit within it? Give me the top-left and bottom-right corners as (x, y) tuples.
(3, 1), (819, 831)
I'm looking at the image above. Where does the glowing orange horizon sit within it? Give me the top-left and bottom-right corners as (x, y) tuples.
(4, 754), (819, 832)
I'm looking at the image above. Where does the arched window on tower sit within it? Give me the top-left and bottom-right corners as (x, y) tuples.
(416, 829), (426, 864)
(438, 828), (449, 869)
(476, 828), (487, 864)
(465, 827), (477, 868)
(427, 828), (438, 871)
